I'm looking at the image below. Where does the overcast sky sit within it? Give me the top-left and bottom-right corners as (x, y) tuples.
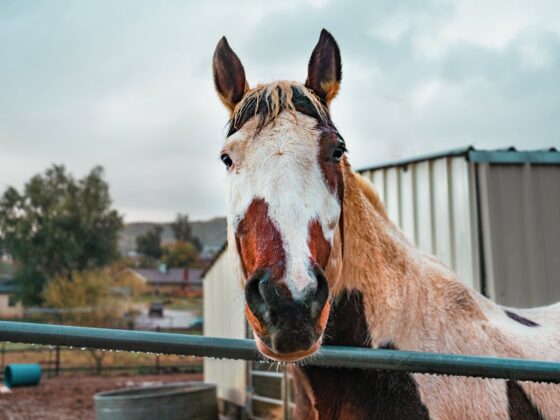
(1, 1), (559, 222)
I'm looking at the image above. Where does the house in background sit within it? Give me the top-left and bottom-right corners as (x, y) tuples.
(130, 266), (203, 296)
(0, 278), (23, 318)
(0, 258), (23, 318)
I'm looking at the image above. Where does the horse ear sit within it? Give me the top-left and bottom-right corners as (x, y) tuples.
(305, 29), (342, 106)
(213, 37), (249, 112)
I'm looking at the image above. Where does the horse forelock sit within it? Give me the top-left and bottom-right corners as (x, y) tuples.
(227, 81), (333, 137)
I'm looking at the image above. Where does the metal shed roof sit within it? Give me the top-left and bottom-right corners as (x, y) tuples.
(201, 241), (227, 279)
(357, 146), (560, 173)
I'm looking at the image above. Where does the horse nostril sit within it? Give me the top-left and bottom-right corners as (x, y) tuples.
(314, 270), (329, 304)
(258, 274), (270, 303)
(245, 271), (269, 321)
(310, 268), (329, 318)
(245, 273), (263, 304)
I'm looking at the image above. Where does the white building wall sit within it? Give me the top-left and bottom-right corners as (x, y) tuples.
(203, 248), (247, 407)
(0, 294), (23, 318)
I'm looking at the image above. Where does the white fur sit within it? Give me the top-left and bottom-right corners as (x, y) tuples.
(223, 112), (340, 300)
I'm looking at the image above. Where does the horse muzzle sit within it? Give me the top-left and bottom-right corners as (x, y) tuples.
(244, 268), (330, 362)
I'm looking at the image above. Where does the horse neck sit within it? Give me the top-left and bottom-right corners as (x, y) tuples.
(328, 164), (484, 349)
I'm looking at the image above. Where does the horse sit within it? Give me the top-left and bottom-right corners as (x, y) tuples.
(211, 29), (560, 419)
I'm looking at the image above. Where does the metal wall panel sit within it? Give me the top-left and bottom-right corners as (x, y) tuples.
(477, 164), (560, 307)
(414, 161), (435, 254)
(203, 248), (247, 406)
(432, 159), (453, 267)
(385, 167), (400, 225)
(360, 157), (479, 290)
(450, 158), (478, 290)
(400, 168), (416, 243)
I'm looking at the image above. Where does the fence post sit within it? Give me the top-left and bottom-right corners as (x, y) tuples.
(155, 326), (161, 374)
(282, 369), (290, 420)
(55, 346), (60, 376)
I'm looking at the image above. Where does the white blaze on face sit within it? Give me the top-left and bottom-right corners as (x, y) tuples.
(224, 112), (341, 300)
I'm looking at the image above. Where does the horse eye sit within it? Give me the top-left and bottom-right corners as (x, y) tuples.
(221, 153), (233, 169)
(331, 145), (346, 162)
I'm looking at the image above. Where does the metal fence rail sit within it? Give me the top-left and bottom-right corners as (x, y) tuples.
(0, 321), (558, 383)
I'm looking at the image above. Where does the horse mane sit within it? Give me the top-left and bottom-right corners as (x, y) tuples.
(227, 81), (331, 136)
(352, 170), (389, 220)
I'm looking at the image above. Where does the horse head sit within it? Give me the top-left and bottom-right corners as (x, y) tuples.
(213, 30), (345, 362)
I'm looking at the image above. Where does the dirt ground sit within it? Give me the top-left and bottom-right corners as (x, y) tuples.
(0, 372), (203, 420)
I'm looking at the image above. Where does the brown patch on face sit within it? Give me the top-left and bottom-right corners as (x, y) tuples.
(317, 128), (345, 255)
(317, 130), (344, 195)
(308, 220), (331, 269)
(235, 198), (286, 280)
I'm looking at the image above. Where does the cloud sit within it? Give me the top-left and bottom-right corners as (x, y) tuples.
(0, 0), (559, 222)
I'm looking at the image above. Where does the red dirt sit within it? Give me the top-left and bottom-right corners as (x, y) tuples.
(0, 372), (203, 420)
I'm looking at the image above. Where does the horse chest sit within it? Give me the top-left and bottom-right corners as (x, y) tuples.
(291, 289), (429, 420)
(297, 366), (429, 420)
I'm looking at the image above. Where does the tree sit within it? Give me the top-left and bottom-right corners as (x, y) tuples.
(42, 269), (127, 374)
(171, 214), (202, 251)
(0, 165), (123, 304)
(161, 240), (199, 268)
(135, 226), (163, 259)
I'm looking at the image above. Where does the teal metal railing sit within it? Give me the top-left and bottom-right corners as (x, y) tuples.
(0, 321), (558, 383)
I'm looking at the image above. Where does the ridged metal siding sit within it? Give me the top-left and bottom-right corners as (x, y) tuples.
(203, 249), (247, 407)
(477, 163), (560, 307)
(359, 156), (481, 291)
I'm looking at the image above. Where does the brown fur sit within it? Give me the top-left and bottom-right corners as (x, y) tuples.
(235, 198), (286, 281)
(307, 219), (331, 269)
(317, 129), (345, 196)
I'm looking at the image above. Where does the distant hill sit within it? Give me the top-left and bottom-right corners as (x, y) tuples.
(119, 217), (227, 256)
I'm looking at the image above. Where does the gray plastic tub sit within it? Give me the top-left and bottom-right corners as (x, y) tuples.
(94, 382), (218, 420)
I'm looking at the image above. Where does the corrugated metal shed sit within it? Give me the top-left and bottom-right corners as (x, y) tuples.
(359, 146), (481, 290)
(358, 146), (560, 306)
